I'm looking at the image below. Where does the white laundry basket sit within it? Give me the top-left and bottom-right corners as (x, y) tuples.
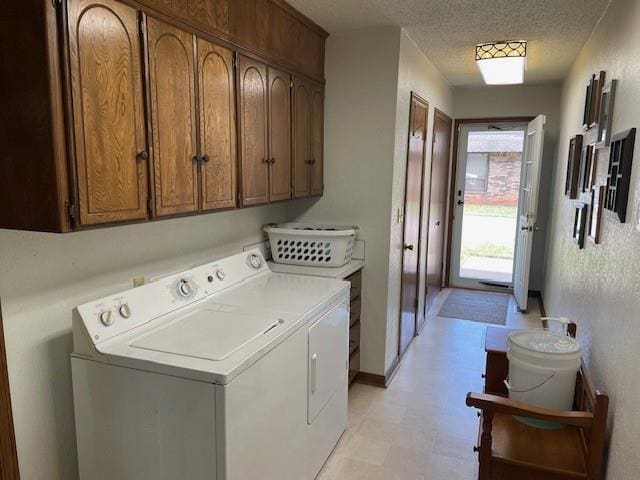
(506, 329), (582, 429)
(264, 223), (359, 267)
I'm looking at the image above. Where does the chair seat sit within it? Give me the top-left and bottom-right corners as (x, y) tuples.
(490, 413), (588, 477)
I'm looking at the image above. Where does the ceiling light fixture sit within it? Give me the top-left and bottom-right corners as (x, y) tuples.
(475, 41), (527, 85)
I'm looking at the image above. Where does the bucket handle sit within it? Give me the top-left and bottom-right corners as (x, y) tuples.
(504, 372), (556, 393)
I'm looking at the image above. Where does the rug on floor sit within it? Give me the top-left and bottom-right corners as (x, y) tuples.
(437, 289), (510, 325)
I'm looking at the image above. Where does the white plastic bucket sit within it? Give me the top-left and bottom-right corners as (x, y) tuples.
(506, 329), (581, 428)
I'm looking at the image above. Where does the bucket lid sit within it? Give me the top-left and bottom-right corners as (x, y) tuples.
(508, 330), (581, 355)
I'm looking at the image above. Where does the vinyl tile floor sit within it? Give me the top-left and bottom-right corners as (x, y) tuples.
(317, 288), (542, 480)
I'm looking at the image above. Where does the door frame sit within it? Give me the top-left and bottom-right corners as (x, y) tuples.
(0, 302), (20, 479)
(445, 117), (534, 288)
(398, 92), (429, 357)
(422, 107), (453, 321)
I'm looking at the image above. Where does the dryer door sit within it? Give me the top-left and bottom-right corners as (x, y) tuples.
(308, 300), (349, 424)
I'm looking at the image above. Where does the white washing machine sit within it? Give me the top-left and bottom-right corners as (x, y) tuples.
(71, 249), (349, 480)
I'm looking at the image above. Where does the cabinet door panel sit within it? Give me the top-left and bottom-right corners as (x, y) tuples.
(68, 0), (148, 226)
(147, 17), (199, 216)
(197, 38), (237, 211)
(238, 56), (269, 206)
(292, 78), (310, 198)
(268, 67), (291, 202)
(310, 85), (324, 196)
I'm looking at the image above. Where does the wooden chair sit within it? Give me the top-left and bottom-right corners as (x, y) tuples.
(467, 364), (609, 480)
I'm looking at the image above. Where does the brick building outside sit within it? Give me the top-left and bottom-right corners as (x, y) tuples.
(463, 131), (524, 207)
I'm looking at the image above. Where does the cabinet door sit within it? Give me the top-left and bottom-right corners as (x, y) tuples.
(267, 67), (291, 202)
(68, 0), (149, 226)
(310, 84), (324, 196)
(292, 78), (311, 198)
(238, 55), (269, 206)
(146, 17), (199, 216)
(197, 38), (237, 211)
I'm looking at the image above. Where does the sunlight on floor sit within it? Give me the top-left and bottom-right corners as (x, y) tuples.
(317, 289), (541, 480)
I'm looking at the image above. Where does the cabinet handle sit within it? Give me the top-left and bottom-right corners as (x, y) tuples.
(310, 159), (316, 165)
(201, 154), (210, 163)
(270, 158), (276, 165)
(262, 158), (269, 164)
(310, 353), (318, 394)
(193, 154), (201, 162)
(136, 150), (149, 161)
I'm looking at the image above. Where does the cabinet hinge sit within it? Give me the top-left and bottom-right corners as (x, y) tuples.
(67, 202), (77, 221)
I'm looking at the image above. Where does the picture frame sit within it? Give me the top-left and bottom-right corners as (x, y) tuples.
(597, 79), (617, 148)
(589, 186), (605, 244)
(573, 203), (588, 249)
(580, 143), (597, 192)
(605, 128), (636, 223)
(590, 71), (606, 129)
(565, 135), (583, 199)
(583, 75), (594, 129)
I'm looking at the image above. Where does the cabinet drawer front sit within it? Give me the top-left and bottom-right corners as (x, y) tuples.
(147, 17), (199, 217)
(350, 297), (361, 327)
(197, 38), (237, 211)
(349, 322), (361, 356)
(68, 0), (149, 226)
(346, 270), (362, 302)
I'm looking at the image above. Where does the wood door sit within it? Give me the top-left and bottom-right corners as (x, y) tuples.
(424, 109), (452, 316)
(292, 77), (311, 198)
(267, 67), (291, 202)
(146, 17), (199, 216)
(68, 0), (149, 226)
(399, 94), (428, 357)
(238, 55), (269, 206)
(196, 38), (237, 211)
(310, 84), (324, 196)
(0, 303), (19, 480)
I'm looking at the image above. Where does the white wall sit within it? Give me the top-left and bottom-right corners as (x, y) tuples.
(452, 84), (562, 291)
(384, 31), (453, 372)
(0, 205), (285, 479)
(287, 27), (402, 376)
(542, 0), (640, 477)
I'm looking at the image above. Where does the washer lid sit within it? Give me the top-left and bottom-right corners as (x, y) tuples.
(508, 330), (581, 355)
(130, 308), (282, 361)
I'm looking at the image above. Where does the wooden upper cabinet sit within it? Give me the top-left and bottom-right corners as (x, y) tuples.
(292, 78), (311, 198)
(67, 0), (149, 226)
(267, 67), (291, 202)
(146, 17), (199, 216)
(197, 38), (237, 211)
(238, 55), (269, 206)
(310, 84), (324, 196)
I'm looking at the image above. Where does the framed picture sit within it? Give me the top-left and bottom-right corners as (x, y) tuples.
(583, 75), (594, 129)
(565, 135), (583, 199)
(597, 79), (617, 147)
(580, 143), (597, 192)
(589, 186), (605, 244)
(590, 71), (606, 129)
(573, 203), (588, 249)
(605, 128), (636, 222)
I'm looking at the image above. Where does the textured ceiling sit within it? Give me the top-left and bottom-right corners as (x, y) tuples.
(287, 0), (612, 86)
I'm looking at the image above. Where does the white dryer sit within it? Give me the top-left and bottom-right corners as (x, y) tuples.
(71, 249), (349, 480)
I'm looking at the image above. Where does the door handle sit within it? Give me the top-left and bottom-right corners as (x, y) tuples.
(404, 244), (414, 251)
(435, 221), (441, 226)
(310, 353), (318, 394)
(521, 225), (532, 231)
(457, 200), (464, 206)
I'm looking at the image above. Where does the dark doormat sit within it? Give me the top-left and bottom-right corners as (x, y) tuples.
(438, 289), (510, 325)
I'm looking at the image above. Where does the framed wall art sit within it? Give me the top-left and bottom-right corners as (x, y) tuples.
(580, 143), (597, 192)
(597, 79), (617, 147)
(583, 74), (595, 129)
(589, 186), (605, 244)
(565, 135), (583, 199)
(605, 128), (636, 223)
(583, 71), (606, 130)
(573, 202), (588, 249)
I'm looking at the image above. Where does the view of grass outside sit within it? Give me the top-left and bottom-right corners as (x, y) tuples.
(463, 205), (517, 218)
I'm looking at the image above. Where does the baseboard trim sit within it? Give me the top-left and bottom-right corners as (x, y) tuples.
(355, 356), (401, 389)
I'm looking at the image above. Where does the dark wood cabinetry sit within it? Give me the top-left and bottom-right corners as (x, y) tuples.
(146, 17), (199, 216)
(0, 0), (326, 232)
(292, 77), (324, 198)
(68, 0), (150, 226)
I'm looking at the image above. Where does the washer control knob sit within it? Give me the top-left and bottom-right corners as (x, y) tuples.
(248, 253), (263, 270)
(215, 269), (226, 281)
(178, 279), (194, 297)
(99, 310), (114, 326)
(118, 303), (131, 319)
